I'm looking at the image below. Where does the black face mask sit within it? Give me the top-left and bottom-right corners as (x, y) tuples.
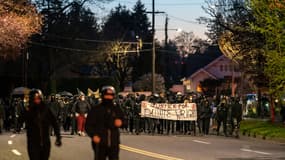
(102, 99), (113, 105)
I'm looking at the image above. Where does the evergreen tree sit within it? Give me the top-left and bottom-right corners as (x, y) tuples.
(131, 0), (153, 81)
(102, 4), (133, 41)
(29, 0), (101, 92)
(132, 0), (152, 41)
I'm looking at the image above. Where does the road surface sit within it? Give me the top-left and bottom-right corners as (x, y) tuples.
(0, 131), (285, 160)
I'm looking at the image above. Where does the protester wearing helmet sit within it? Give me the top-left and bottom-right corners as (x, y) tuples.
(21, 89), (62, 160)
(85, 86), (125, 160)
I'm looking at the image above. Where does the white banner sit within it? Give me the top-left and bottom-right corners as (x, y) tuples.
(140, 101), (197, 121)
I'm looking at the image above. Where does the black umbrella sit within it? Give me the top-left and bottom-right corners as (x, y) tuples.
(58, 91), (73, 97)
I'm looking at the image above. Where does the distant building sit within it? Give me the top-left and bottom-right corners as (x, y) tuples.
(170, 45), (242, 94)
(188, 54), (241, 92)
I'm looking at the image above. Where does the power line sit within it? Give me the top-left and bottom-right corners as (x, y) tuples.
(167, 14), (203, 25)
(150, 3), (203, 6)
(30, 41), (182, 56)
(28, 41), (153, 54)
(115, 1), (203, 6)
(29, 41), (97, 53)
(42, 34), (153, 45)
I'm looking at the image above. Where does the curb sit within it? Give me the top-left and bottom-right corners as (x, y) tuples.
(241, 130), (285, 143)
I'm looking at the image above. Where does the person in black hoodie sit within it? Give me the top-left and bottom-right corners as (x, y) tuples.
(21, 89), (62, 160)
(199, 98), (213, 135)
(85, 86), (125, 160)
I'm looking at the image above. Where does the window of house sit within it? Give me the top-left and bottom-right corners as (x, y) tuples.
(220, 65), (223, 72)
(225, 65), (228, 72)
(229, 65), (233, 72)
(234, 65), (239, 72)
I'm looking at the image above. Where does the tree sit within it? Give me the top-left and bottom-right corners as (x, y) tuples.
(200, 0), (268, 96)
(157, 40), (180, 87)
(200, 78), (223, 96)
(29, 0), (102, 92)
(131, 0), (152, 41)
(133, 73), (165, 93)
(131, 0), (152, 81)
(174, 31), (209, 56)
(0, 0), (42, 59)
(249, 0), (285, 121)
(95, 41), (136, 90)
(102, 4), (134, 41)
(249, 0), (285, 97)
(100, 1), (153, 90)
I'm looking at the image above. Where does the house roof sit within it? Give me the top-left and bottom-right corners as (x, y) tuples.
(203, 55), (227, 71)
(183, 45), (222, 77)
(190, 68), (218, 79)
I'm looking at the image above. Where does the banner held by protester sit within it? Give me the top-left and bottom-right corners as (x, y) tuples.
(141, 101), (197, 121)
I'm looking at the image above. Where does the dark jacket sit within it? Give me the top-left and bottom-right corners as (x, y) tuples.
(73, 100), (91, 114)
(22, 102), (61, 146)
(48, 101), (61, 118)
(216, 102), (228, 121)
(85, 101), (125, 147)
(200, 106), (213, 119)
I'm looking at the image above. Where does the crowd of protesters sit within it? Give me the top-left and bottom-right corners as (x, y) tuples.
(0, 89), (249, 138)
(116, 92), (243, 137)
(1, 87), (285, 160)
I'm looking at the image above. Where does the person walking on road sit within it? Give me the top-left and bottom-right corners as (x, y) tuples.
(47, 95), (61, 136)
(73, 94), (91, 136)
(85, 86), (125, 160)
(21, 89), (62, 160)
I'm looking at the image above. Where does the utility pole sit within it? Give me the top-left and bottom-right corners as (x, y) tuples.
(152, 0), (156, 94)
(147, 0), (164, 94)
(164, 14), (169, 47)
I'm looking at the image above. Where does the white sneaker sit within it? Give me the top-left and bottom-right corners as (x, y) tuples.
(81, 132), (86, 136)
(78, 131), (82, 136)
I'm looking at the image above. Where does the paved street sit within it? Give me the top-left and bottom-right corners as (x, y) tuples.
(0, 131), (285, 160)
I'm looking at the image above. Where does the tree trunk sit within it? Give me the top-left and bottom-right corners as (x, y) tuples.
(270, 95), (275, 123)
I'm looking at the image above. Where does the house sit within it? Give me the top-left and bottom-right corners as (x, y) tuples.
(183, 46), (241, 93)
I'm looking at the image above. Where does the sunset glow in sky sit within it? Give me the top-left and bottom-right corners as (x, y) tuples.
(94, 0), (209, 41)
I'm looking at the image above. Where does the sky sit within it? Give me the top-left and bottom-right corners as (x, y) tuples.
(93, 0), (210, 41)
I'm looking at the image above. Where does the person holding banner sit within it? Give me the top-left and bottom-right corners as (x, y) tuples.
(149, 93), (163, 135)
(85, 86), (125, 160)
(199, 98), (212, 135)
(216, 96), (229, 137)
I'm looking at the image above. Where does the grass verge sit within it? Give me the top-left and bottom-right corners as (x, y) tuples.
(240, 119), (285, 141)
